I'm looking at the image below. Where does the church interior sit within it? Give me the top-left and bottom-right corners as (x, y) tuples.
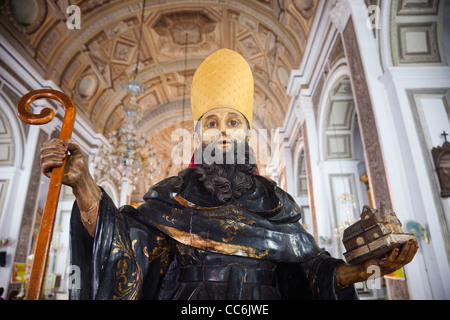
(0, 0), (449, 300)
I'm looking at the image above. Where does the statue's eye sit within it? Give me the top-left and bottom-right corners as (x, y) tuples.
(206, 121), (217, 128)
(228, 119), (239, 126)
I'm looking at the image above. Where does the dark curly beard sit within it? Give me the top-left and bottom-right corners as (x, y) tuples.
(194, 140), (257, 204)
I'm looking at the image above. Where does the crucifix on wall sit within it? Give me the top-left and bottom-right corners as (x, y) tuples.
(441, 131), (449, 143)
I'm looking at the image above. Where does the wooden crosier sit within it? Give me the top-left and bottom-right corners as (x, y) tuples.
(16, 89), (76, 300)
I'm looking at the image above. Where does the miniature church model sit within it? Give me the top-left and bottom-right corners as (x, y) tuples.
(342, 202), (415, 265)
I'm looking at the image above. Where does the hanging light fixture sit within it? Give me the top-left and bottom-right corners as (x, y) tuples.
(92, 0), (161, 186)
(92, 111), (161, 186)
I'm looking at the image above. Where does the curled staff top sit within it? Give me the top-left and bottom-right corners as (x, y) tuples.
(16, 89), (76, 140)
(16, 89), (76, 300)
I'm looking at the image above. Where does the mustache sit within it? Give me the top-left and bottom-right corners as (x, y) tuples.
(194, 140), (256, 165)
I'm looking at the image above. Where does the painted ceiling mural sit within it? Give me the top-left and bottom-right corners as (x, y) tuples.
(1, 0), (318, 184)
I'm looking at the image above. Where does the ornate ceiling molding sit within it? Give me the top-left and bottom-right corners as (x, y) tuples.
(390, 0), (447, 66)
(0, 0), (319, 182)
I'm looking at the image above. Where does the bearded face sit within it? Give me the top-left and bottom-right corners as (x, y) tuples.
(192, 108), (257, 204)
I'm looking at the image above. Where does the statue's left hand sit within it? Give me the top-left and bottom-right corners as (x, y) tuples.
(335, 239), (419, 288)
(363, 239), (419, 277)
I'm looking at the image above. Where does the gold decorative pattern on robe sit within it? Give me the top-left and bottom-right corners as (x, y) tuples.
(154, 223), (269, 260)
(202, 206), (258, 242)
(173, 194), (258, 242)
(111, 223), (143, 300)
(143, 235), (173, 274)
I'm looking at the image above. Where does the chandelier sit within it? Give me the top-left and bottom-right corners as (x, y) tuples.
(92, 107), (161, 185)
(92, 0), (160, 186)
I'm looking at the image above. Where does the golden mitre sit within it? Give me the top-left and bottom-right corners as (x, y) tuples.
(190, 48), (254, 127)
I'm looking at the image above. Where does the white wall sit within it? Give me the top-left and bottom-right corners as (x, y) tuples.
(284, 0), (450, 299)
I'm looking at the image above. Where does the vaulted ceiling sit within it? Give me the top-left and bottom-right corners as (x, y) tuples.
(1, 0), (318, 181)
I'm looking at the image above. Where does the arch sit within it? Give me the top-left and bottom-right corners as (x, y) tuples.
(292, 141), (314, 233)
(320, 77), (356, 161)
(315, 65), (371, 258)
(97, 178), (120, 207)
(316, 64), (351, 162)
(0, 92), (25, 240)
(0, 107), (15, 167)
(0, 93), (24, 169)
(294, 144), (308, 198)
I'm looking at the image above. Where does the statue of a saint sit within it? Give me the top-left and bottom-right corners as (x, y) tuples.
(41, 49), (417, 300)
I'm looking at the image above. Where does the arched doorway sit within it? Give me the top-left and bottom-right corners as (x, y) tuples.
(319, 76), (369, 257)
(318, 75), (384, 299)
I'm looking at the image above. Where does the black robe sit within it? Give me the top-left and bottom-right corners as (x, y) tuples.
(69, 168), (358, 300)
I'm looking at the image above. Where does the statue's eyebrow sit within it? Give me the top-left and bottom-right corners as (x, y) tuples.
(204, 114), (217, 120)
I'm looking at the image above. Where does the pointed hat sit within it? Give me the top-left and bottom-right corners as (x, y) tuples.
(190, 49), (254, 127)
